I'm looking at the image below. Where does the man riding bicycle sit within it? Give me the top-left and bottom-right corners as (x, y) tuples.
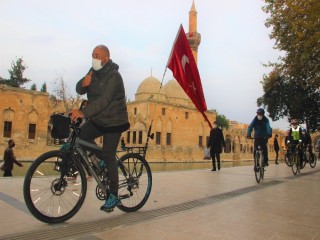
(247, 108), (272, 167)
(70, 45), (130, 212)
(287, 118), (304, 167)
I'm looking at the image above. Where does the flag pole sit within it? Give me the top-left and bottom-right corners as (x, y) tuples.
(202, 112), (212, 129)
(148, 24), (183, 131)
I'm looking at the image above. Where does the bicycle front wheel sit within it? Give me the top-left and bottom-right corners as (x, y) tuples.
(260, 156), (265, 180)
(23, 150), (87, 223)
(301, 153), (307, 169)
(117, 153), (152, 212)
(254, 152), (261, 183)
(309, 153), (317, 168)
(291, 154), (299, 175)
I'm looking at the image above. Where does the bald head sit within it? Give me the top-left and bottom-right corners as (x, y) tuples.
(95, 45), (110, 57)
(92, 45), (110, 66)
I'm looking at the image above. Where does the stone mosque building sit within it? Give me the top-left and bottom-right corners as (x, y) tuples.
(0, 1), (297, 162)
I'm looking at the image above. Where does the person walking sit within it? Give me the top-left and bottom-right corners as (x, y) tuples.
(1, 139), (23, 177)
(207, 121), (226, 171)
(70, 44), (130, 213)
(274, 134), (280, 164)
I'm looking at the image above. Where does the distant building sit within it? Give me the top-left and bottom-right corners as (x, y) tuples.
(126, 76), (215, 161)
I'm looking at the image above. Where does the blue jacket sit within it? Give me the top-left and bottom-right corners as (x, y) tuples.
(247, 116), (272, 138)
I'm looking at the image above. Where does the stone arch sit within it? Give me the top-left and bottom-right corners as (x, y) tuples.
(133, 122), (146, 145)
(155, 118), (163, 145)
(156, 118), (163, 132)
(240, 136), (247, 153)
(232, 135), (240, 153)
(128, 112), (135, 130)
(167, 120), (172, 133)
(133, 122), (146, 131)
(3, 107), (15, 121)
(198, 123), (204, 136)
(225, 134), (232, 153)
(166, 120), (173, 146)
(199, 123), (204, 147)
(28, 109), (38, 122)
(3, 108), (15, 138)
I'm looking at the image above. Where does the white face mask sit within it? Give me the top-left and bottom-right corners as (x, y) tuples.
(92, 58), (103, 71)
(257, 115), (263, 120)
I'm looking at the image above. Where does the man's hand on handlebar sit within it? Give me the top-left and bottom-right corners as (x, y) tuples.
(69, 109), (84, 122)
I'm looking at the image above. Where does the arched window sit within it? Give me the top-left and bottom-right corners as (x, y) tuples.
(3, 108), (15, 138)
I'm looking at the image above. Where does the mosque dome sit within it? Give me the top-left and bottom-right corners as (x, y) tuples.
(163, 80), (189, 100)
(135, 76), (164, 101)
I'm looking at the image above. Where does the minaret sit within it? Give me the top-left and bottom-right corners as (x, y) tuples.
(187, 0), (201, 64)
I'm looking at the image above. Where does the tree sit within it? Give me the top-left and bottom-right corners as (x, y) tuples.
(258, 67), (320, 131)
(260, 0), (320, 131)
(41, 82), (47, 92)
(52, 76), (82, 111)
(30, 83), (37, 91)
(216, 113), (229, 130)
(0, 58), (31, 87)
(263, 0), (320, 87)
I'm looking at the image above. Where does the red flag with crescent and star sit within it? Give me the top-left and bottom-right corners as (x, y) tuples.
(167, 25), (212, 128)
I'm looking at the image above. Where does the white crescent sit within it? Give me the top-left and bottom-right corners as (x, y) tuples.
(181, 55), (189, 73)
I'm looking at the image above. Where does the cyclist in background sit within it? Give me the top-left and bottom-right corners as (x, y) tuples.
(288, 119), (304, 167)
(247, 108), (272, 167)
(316, 127), (320, 157)
(301, 128), (313, 157)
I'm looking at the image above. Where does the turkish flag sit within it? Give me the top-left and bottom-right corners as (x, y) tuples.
(167, 25), (212, 128)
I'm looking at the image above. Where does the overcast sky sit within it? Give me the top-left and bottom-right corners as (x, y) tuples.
(0, 0), (290, 130)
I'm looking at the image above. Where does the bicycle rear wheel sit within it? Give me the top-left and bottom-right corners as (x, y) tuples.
(309, 153), (317, 168)
(254, 152), (261, 183)
(117, 153), (152, 212)
(23, 150), (87, 223)
(291, 154), (299, 175)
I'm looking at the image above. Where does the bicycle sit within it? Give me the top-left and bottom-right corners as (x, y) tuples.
(23, 114), (153, 224)
(287, 140), (303, 175)
(301, 145), (317, 168)
(248, 137), (265, 183)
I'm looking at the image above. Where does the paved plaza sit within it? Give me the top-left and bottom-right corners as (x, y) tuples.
(1, 162), (320, 240)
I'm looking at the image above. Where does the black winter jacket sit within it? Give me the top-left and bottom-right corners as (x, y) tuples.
(76, 60), (129, 129)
